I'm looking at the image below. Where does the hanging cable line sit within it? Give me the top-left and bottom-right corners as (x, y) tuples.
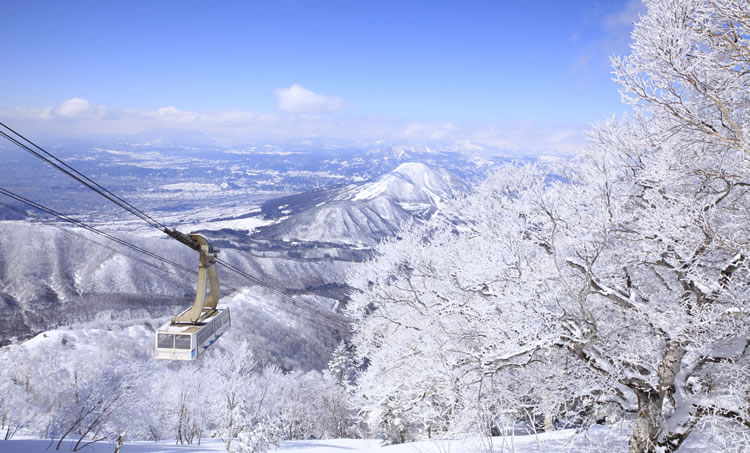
(0, 189), (345, 329)
(0, 201), (183, 273)
(0, 124), (351, 329)
(214, 257), (296, 301)
(0, 123), (170, 233)
(0, 190), (243, 294)
(0, 200), (198, 283)
(0, 187), (196, 277)
(213, 257), (350, 330)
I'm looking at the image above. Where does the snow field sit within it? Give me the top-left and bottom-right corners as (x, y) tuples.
(0, 425), (717, 453)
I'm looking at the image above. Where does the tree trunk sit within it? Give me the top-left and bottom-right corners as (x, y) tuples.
(628, 340), (686, 452)
(56, 416), (84, 451)
(629, 389), (665, 453)
(113, 432), (125, 453)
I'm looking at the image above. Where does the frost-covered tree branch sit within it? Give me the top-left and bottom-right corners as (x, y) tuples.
(347, 1), (749, 450)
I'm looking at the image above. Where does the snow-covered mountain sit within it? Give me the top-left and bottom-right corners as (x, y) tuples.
(343, 162), (466, 207)
(254, 162), (467, 245)
(0, 221), (192, 343)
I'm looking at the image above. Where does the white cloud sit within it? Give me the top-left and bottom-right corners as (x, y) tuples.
(153, 106), (200, 123)
(451, 139), (485, 152)
(403, 122), (455, 141)
(52, 97), (91, 118)
(274, 84), (343, 113)
(2, 98), (586, 157)
(48, 97), (110, 120)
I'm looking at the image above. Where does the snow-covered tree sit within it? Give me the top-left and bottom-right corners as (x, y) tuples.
(208, 343), (261, 450)
(0, 344), (49, 440)
(317, 373), (358, 439)
(607, 0), (750, 449)
(46, 355), (145, 451)
(152, 361), (208, 445)
(348, 1), (749, 451)
(325, 341), (355, 388)
(229, 420), (281, 453)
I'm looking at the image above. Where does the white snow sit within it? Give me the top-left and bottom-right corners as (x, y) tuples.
(22, 324), (153, 354)
(0, 424), (712, 453)
(351, 178), (392, 201)
(187, 215), (274, 234)
(160, 182), (223, 192)
(346, 162), (462, 209)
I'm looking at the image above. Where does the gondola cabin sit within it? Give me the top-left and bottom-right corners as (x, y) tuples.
(154, 232), (231, 360)
(155, 308), (231, 360)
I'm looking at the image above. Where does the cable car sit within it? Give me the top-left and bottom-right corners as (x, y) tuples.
(155, 233), (231, 360)
(155, 308), (231, 360)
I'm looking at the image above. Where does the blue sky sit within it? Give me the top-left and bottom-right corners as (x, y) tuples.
(1, 0), (644, 154)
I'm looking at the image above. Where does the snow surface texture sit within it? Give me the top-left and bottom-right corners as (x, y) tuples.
(0, 425), (715, 453)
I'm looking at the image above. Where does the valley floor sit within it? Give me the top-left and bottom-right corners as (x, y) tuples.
(0, 425), (717, 453)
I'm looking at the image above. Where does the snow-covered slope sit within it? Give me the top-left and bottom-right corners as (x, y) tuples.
(14, 284), (347, 370)
(0, 162), (465, 365)
(256, 162), (466, 245)
(0, 220), (350, 361)
(0, 220), (195, 342)
(344, 162), (466, 209)
(0, 425), (719, 452)
(257, 198), (411, 245)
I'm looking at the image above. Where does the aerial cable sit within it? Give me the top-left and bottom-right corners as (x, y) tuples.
(215, 257), (305, 304)
(214, 257), (350, 330)
(0, 200), (198, 282)
(0, 124), (201, 251)
(0, 124), (349, 325)
(0, 189), (241, 293)
(0, 123), (169, 232)
(2, 188), (340, 328)
(0, 187), (196, 278)
(0, 130), (163, 233)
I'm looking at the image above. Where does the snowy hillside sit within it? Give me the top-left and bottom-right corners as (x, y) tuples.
(256, 198), (412, 245)
(0, 220), (350, 366)
(345, 162), (467, 209)
(0, 221), (194, 343)
(255, 162), (466, 245)
(14, 285), (346, 371)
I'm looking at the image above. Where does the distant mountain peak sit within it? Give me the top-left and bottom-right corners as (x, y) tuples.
(253, 161), (467, 246)
(344, 161), (465, 207)
(392, 161), (433, 173)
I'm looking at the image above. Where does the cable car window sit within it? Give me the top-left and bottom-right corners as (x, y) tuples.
(197, 328), (210, 346)
(175, 334), (192, 350)
(157, 334), (174, 349)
